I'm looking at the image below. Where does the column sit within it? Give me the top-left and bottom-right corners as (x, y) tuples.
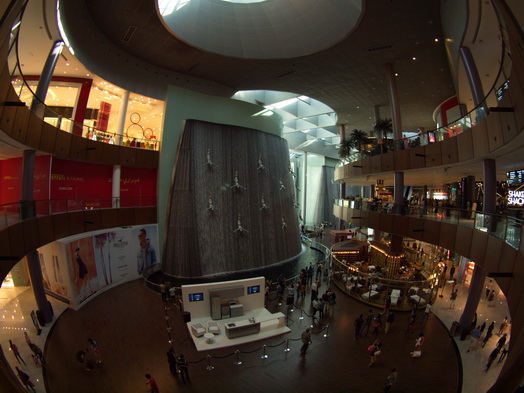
(394, 171), (404, 215)
(483, 159), (497, 232)
(303, 152), (308, 226)
(23, 41), (62, 324)
(373, 105), (381, 138)
(112, 165), (121, 208)
(458, 264), (487, 337)
(29, 40), (64, 118)
(391, 171), (405, 253)
(338, 124), (346, 230)
(115, 90), (130, 145)
(385, 63), (402, 148)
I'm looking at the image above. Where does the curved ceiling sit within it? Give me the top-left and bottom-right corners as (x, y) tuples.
(158, 0), (363, 59)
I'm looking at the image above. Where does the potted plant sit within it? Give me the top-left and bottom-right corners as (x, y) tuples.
(338, 138), (354, 159)
(349, 129), (369, 153)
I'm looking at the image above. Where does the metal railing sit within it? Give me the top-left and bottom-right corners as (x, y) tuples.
(5, 1), (161, 151)
(334, 198), (523, 252)
(0, 196), (157, 229)
(336, 8), (512, 167)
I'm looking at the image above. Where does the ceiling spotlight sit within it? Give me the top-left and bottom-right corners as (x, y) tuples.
(394, 73), (399, 77)
(412, 57), (417, 61)
(434, 38), (439, 42)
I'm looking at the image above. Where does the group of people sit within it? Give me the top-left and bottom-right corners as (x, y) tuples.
(75, 338), (102, 371)
(9, 332), (45, 392)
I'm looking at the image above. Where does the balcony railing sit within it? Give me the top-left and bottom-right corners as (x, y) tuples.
(334, 198), (523, 252)
(0, 196), (157, 230)
(5, 1), (162, 151)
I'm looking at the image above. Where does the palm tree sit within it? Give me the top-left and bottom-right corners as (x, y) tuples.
(374, 118), (392, 141)
(338, 138), (354, 159)
(349, 129), (369, 152)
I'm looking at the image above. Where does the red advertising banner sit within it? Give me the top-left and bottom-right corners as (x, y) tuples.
(97, 101), (112, 132)
(120, 167), (157, 207)
(0, 156), (51, 213)
(51, 158), (112, 212)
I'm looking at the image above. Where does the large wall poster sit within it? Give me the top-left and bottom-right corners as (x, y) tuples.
(66, 237), (100, 305)
(93, 229), (138, 286)
(132, 225), (159, 275)
(35, 225), (159, 309)
(37, 242), (73, 302)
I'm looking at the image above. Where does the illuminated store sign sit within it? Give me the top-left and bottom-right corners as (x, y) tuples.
(507, 169), (524, 184)
(507, 190), (524, 206)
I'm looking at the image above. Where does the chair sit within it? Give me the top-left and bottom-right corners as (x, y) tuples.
(207, 321), (220, 335)
(190, 323), (205, 338)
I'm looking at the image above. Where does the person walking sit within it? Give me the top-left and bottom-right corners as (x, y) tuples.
(88, 338), (102, 364)
(384, 368), (398, 392)
(482, 322), (495, 347)
(166, 347), (177, 376)
(354, 314), (364, 340)
(422, 303), (432, 322)
(24, 331), (33, 347)
(29, 343), (45, 366)
(498, 341), (509, 363)
(449, 265), (456, 280)
(372, 313), (382, 336)
(9, 340), (25, 365)
(467, 325), (481, 352)
(450, 288), (458, 309)
(368, 339), (382, 367)
(15, 366), (36, 392)
(416, 332), (425, 349)
(311, 280), (318, 301)
(498, 317), (509, 335)
(300, 328), (312, 355)
(496, 333), (508, 350)
(384, 311), (395, 334)
(145, 373), (159, 393)
(177, 354), (190, 383)
(487, 290), (496, 307)
(485, 347), (501, 372)
(361, 309), (373, 336)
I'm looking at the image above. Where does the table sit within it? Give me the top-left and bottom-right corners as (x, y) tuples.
(204, 332), (215, 343)
(362, 290), (378, 299)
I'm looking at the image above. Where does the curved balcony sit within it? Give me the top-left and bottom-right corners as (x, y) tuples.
(332, 197), (524, 392)
(0, 198), (157, 262)
(334, 2), (523, 184)
(0, 1), (159, 169)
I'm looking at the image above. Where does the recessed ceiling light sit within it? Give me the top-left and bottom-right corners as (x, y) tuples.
(434, 38), (439, 42)
(394, 73), (399, 77)
(412, 57), (416, 61)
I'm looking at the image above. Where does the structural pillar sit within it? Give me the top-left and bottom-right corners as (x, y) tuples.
(338, 125), (346, 230)
(303, 152), (308, 226)
(483, 159), (497, 232)
(391, 171), (405, 253)
(112, 165), (121, 208)
(458, 264), (487, 336)
(29, 40), (64, 119)
(385, 63), (402, 148)
(115, 90), (130, 145)
(459, 46), (487, 110)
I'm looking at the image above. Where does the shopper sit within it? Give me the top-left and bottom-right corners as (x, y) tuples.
(167, 347), (177, 376)
(422, 303), (432, 321)
(384, 368), (398, 392)
(496, 333), (508, 350)
(88, 338), (102, 364)
(482, 322), (495, 347)
(414, 332), (425, 352)
(467, 326), (481, 352)
(311, 280), (318, 301)
(498, 342), (509, 363)
(9, 340), (25, 365)
(29, 343), (45, 366)
(361, 309), (373, 336)
(177, 354), (190, 383)
(449, 265), (456, 280)
(300, 328), (312, 355)
(449, 288), (458, 309)
(498, 317), (509, 335)
(354, 314), (364, 339)
(15, 366), (35, 392)
(145, 373), (159, 393)
(368, 339), (382, 367)
(372, 313), (382, 336)
(485, 347), (501, 372)
(384, 311), (395, 334)
(487, 290), (496, 307)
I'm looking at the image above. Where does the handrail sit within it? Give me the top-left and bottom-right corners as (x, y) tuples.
(336, 4), (513, 166)
(0, 196), (157, 230)
(6, 6), (161, 151)
(334, 198), (523, 253)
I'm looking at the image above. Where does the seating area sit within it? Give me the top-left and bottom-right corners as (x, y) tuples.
(207, 320), (220, 334)
(191, 323), (206, 337)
